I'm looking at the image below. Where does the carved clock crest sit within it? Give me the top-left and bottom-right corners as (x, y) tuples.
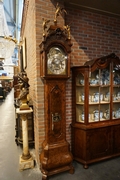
(39, 3), (74, 180)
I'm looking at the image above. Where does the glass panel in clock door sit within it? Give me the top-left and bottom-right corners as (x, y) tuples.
(76, 72), (85, 123)
(89, 69), (100, 123)
(100, 66), (110, 121)
(112, 64), (120, 119)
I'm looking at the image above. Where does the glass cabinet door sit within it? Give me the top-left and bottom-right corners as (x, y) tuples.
(76, 73), (85, 123)
(75, 61), (120, 124)
(112, 64), (120, 119)
(88, 66), (110, 123)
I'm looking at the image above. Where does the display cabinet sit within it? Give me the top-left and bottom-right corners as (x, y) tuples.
(71, 53), (120, 168)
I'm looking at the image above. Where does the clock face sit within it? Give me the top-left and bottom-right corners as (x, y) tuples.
(47, 46), (67, 75)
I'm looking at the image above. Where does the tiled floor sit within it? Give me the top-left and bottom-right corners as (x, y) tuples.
(0, 89), (120, 180)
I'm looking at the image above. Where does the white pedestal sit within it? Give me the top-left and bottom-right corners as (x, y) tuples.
(19, 154), (34, 171)
(16, 108), (34, 171)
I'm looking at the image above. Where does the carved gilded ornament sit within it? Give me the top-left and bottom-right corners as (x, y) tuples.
(42, 2), (71, 40)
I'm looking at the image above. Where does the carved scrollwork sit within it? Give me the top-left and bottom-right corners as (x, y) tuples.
(42, 18), (50, 37)
(96, 58), (108, 67)
(96, 53), (118, 68)
(64, 25), (71, 39)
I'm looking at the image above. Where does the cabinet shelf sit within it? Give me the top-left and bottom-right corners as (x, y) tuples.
(113, 100), (120, 103)
(89, 101), (110, 105)
(113, 85), (120, 87)
(76, 84), (84, 87)
(76, 102), (84, 105)
(76, 101), (110, 105)
(71, 53), (120, 168)
(89, 118), (110, 122)
(77, 84), (111, 87)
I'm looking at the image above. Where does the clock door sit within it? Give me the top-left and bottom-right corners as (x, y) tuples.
(45, 80), (66, 142)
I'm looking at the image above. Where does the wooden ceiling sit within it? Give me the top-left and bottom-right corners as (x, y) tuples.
(64, 0), (120, 17)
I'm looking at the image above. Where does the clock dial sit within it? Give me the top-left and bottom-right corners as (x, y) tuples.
(47, 46), (67, 75)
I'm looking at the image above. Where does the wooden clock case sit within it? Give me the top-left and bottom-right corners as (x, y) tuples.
(39, 24), (74, 179)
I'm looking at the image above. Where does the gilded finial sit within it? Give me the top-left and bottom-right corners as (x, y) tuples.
(54, 3), (67, 24)
(64, 25), (71, 39)
(42, 18), (50, 37)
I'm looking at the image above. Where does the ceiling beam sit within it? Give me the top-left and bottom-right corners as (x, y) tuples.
(64, 0), (120, 17)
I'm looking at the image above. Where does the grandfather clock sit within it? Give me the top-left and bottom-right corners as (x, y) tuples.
(39, 21), (74, 179)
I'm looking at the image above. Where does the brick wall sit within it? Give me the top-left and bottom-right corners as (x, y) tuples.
(65, 8), (120, 65)
(21, 0), (120, 165)
(20, 0), (39, 161)
(65, 7), (120, 149)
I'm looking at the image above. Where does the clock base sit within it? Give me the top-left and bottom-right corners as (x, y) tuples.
(40, 140), (74, 179)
